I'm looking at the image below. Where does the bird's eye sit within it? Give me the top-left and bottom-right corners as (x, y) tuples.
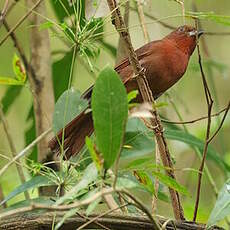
(178, 26), (185, 32)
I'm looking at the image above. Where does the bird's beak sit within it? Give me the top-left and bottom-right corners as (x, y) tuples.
(198, 30), (204, 37)
(188, 30), (204, 38)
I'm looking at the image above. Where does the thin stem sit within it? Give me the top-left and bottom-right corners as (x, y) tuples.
(0, 0), (43, 46)
(0, 105), (30, 200)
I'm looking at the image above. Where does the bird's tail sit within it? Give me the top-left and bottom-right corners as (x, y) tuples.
(48, 109), (94, 159)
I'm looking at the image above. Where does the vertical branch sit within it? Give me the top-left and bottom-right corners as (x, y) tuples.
(115, 1), (130, 63)
(134, 1), (160, 215)
(0, 105), (30, 200)
(106, 0), (184, 220)
(174, 0), (185, 24)
(26, 0), (55, 163)
(0, 0), (9, 28)
(193, 20), (214, 221)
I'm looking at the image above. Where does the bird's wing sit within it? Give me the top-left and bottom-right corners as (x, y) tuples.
(82, 40), (161, 100)
(114, 40), (160, 81)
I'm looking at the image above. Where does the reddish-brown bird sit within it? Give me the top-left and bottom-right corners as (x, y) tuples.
(49, 25), (203, 158)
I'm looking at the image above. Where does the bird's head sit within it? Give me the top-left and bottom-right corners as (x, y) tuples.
(165, 25), (203, 56)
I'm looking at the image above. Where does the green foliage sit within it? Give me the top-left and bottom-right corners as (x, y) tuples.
(85, 136), (102, 172)
(52, 88), (88, 133)
(122, 118), (229, 174)
(207, 179), (230, 228)
(0, 175), (57, 206)
(0, 54), (26, 85)
(52, 51), (74, 101)
(56, 163), (98, 205)
(1, 86), (23, 113)
(91, 66), (128, 169)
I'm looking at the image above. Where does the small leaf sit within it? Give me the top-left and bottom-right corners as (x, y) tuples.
(39, 21), (54, 30)
(207, 180), (230, 228)
(127, 90), (139, 103)
(151, 171), (189, 195)
(92, 66), (128, 169)
(53, 88), (88, 133)
(13, 54), (26, 82)
(0, 176), (56, 206)
(85, 136), (102, 171)
(56, 163), (98, 205)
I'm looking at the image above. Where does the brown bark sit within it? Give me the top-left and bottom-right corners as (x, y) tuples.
(26, 0), (54, 162)
(0, 212), (223, 230)
(26, 0), (55, 195)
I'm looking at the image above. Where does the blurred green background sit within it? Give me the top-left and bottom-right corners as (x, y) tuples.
(0, 0), (229, 224)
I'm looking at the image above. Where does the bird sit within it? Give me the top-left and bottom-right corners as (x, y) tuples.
(49, 25), (203, 159)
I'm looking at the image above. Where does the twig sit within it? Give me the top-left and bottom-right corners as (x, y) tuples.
(0, 0), (43, 46)
(129, 6), (230, 36)
(193, 20), (214, 221)
(106, 0), (184, 220)
(0, 128), (51, 178)
(207, 101), (230, 143)
(77, 203), (129, 230)
(119, 190), (160, 230)
(76, 212), (110, 230)
(0, 105), (30, 200)
(0, 0), (9, 28)
(161, 105), (229, 124)
(135, 0), (150, 43)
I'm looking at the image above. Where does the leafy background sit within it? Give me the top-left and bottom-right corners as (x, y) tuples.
(0, 0), (230, 227)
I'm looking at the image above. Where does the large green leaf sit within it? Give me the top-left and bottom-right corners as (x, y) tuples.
(0, 176), (56, 206)
(91, 66), (128, 169)
(52, 88), (88, 133)
(207, 179), (230, 228)
(123, 118), (230, 173)
(1, 86), (23, 113)
(164, 129), (230, 173)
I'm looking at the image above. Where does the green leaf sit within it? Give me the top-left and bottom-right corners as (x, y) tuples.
(50, 0), (85, 23)
(91, 66), (128, 169)
(127, 90), (139, 103)
(39, 21), (54, 30)
(52, 50), (74, 101)
(164, 128), (230, 173)
(1, 86), (23, 113)
(52, 88), (88, 133)
(207, 179), (230, 228)
(12, 54), (26, 82)
(0, 54), (26, 85)
(56, 163), (98, 205)
(151, 171), (189, 195)
(122, 118), (229, 173)
(0, 176), (56, 206)
(3, 197), (54, 212)
(85, 136), (102, 171)
(121, 131), (155, 161)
